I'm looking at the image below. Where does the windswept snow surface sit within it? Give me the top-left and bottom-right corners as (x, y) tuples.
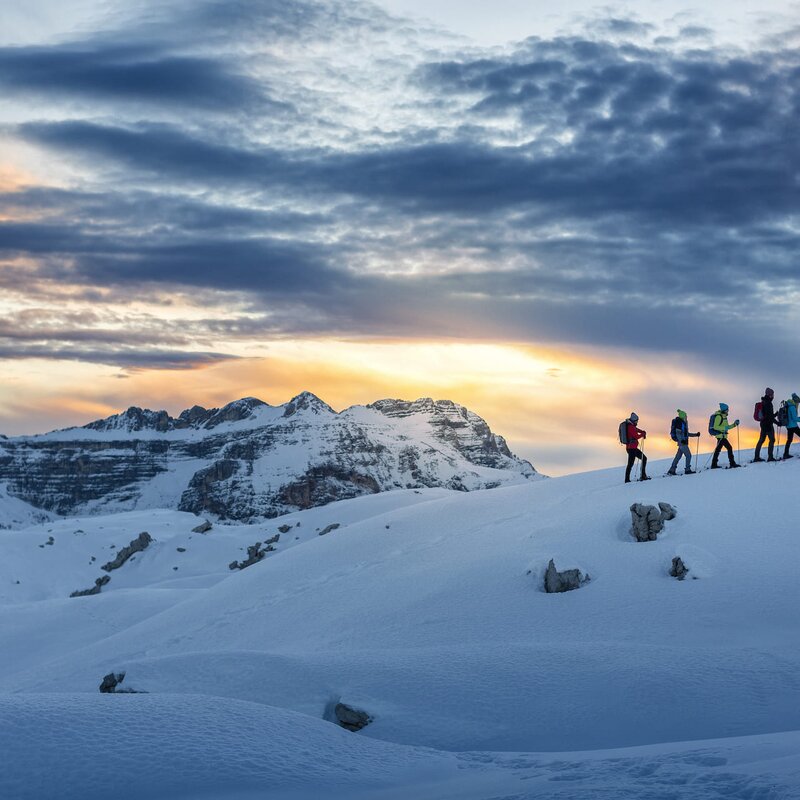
(2, 453), (800, 798)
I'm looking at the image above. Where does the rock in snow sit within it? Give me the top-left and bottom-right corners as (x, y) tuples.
(334, 703), (372, 732)
(0, 393), (538, 523)
(670, 556), (690, 580)
(69, 574), (110, 598)
(228, 541), (276, 571)
(100, 532), (152, 572)
(543, 559), (590, 593)
(630, 502), (677, 542)
(192, 520), (213, 534)
(318, 523), (340, 536)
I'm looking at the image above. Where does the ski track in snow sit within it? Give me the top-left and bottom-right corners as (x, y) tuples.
(2, 449), (800, 798)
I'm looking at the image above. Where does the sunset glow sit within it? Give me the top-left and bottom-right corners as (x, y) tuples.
(1, 0), (797, 475)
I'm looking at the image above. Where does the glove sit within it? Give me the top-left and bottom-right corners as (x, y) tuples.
(734, 419), (740, 426)
(642, 431), (647, 438)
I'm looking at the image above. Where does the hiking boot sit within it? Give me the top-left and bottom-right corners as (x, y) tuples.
(666, 468), (677, 476)
(767, 457), (778, 462)
(730, 463), (741, 469)
(752, 457), (765, 463)
(710, 464), (721, 469)
(784, 453), (794, 460)
(640, 475), (651, 481)
(624, 478), (631, 483)
(684, 468), (695, 475)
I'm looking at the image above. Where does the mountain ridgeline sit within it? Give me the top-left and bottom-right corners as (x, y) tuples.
(0, 393), (538, 522)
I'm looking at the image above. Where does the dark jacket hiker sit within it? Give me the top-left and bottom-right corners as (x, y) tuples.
(667, 409), (700, 475)
(753, 388), (777, 462)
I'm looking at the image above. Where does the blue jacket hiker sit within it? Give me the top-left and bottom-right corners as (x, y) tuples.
(667, 410), (700, 475)
(783, 393), (800, 459)
(711, 403), (740, 469)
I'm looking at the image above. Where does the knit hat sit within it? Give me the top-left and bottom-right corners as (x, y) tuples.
(677, 409), (687, 420)
(765, 387), (774, 397)
(793, 393), (800, 404)
(630, 412), (639, 423)
(719, 403), (729, 412)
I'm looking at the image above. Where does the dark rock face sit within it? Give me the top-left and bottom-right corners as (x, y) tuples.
(670, 557), (690, 580)
(70, 574), (110, 597)
(630, 503), (677, 542)
(334, 703), (372, 732)
(101, 532), (152, 572)
(0, 393), (537, 523)
(543, 559), (590, 593)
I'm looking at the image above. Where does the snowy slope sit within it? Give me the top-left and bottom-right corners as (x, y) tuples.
(2, 451), (800, 797)
(0, 393), (538, 522)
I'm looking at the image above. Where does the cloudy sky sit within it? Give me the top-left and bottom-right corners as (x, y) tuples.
(0, 0), (798, 474)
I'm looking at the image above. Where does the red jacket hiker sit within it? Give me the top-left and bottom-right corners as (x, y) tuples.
(626, 421), (646, 450)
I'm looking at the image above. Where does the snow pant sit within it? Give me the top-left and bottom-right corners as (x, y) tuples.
(625, 448), (647, 481)
(784, 427), (800, 457)
(669, 442), (692, 472)
(755, 422), (775, 460)
(711, 437), (735, 467)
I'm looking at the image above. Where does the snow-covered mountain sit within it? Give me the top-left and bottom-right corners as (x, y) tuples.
(2, 450), (800, 798)
(0, 393), (538, 523)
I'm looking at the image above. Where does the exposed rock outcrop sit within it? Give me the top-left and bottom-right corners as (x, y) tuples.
(99, 671), (143, 693)
(228, 541), (276, 571)
(70, 575), (110, 597)
(192, 520), (213, 534)
(543, 559), (590, 593)
(334, 703), (372, 732)
(630, 502), (677, 542)
(318, 523), (340, 536)
(101, 532), (152, 572)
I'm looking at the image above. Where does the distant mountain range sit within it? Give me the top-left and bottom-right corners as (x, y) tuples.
(0, 393), (539, 521)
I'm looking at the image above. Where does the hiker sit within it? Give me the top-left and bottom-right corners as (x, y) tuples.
(667, 410), (700, 475)
(782, 393), (800, 459)
(623, 412), (649, 483)
(753, 388), (777, 462)
(710, 403), (741, 469)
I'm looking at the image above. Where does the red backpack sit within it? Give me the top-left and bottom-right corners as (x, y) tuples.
(754, 402), (763, 422)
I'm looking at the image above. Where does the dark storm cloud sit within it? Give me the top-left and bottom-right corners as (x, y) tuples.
(0, 343), (238, 370)
(0, 218), (347, 295)
(0, 46), (277, 111)
(3, 0), (800, 374)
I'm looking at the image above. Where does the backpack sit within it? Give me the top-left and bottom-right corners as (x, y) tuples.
(754, 402), (763, 422)
(618, 420), (630, 446)
(708, 412), (719, 436)
(777, 401), (789, 427)
(670, 417), (681, 442)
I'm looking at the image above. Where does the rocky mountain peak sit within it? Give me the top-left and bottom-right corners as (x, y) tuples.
(283, 392), (335, 418)
(85, 406), (172, 433)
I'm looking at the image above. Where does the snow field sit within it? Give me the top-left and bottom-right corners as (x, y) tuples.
(2, 450), (800, 797)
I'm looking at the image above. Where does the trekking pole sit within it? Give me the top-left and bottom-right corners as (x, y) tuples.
(640, 440), (645, 481)
(737, 426), (741, 465)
